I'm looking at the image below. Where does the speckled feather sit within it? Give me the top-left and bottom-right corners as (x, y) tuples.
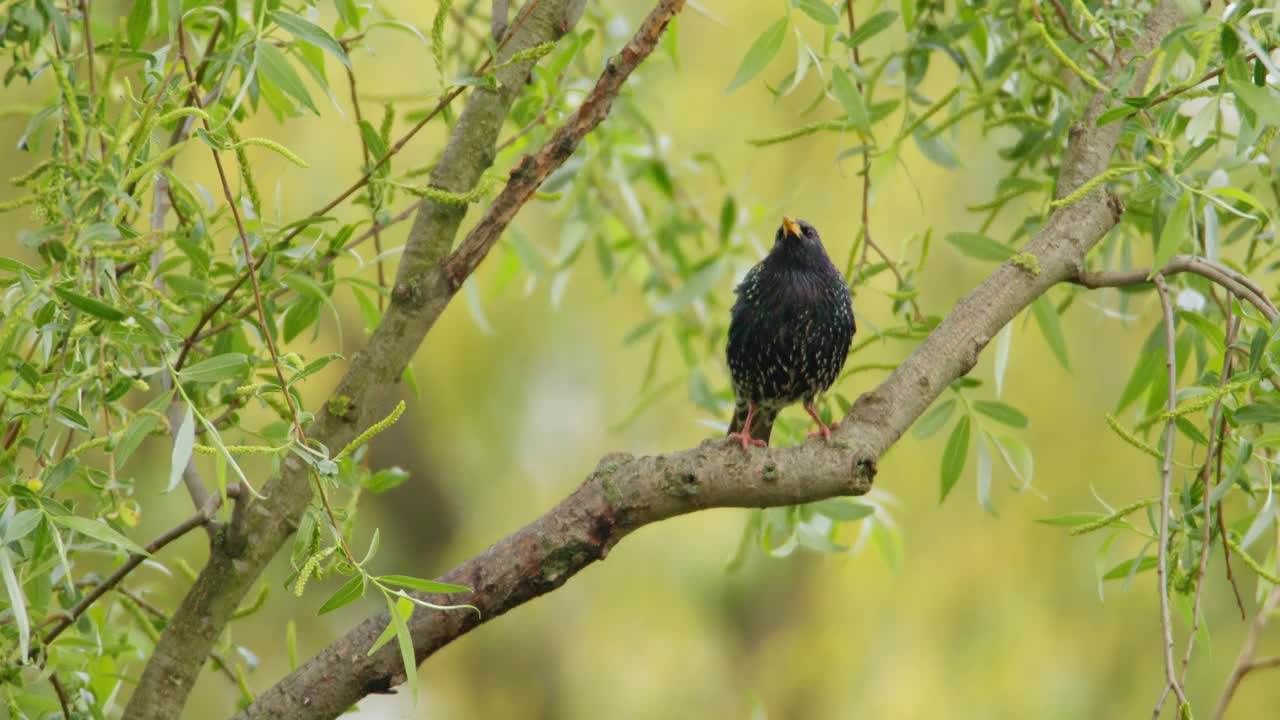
(726, 220), (855, 444)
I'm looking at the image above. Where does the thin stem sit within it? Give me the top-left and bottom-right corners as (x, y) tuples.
(1049, 0), (1111, 66)
(1073, 254), (1279, 322)
(1212, 588), (1280, 720)
(40, 497), (223, 647)
(345, 65), (387, 309)
(1153, 274), (1190, 712)
(50, 673), (72, 719)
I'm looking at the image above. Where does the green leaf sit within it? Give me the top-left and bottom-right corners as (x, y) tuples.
(973, 400), (1028, 428)
(127, 0), (153, 49)
(1103, 556), (1157, 580)
(831, 67), (871, 132)
(726, 17), (788, 93)
(1150, 193), (1190, 277)
(939, 414), (970, 502)
(1228, 70), (1280, 125)
(795, 0), (840, 25)
(994, 323), (1012, 398)
(843, 11), (897, 49)
(369, 595), (413, 656)
(179, 353), (249, 383)
(945, 232), (1013, 262)
(392, 589), (418, 700)
(912, 398), (956, 439)
(167, 404), (195, 494)
(994, 434), (1034, 489)
(317, 573), (366, 615)
(1031, 295), (1070, 370)
(51, 515), (148, 555)
(54, 287), (127, 321)
(363, 466), (410, 494)
(0, 549), (29, 660)
(1116, 345), (1162, 411)
(976, 434), (995, 514)
(1037, 512), (1103, 527)
(256, 41), (319, 114)
(378, 575), (471, 594)
(1235, 403), (1280, 425)
(1, 509), (41, 543)
(653, 260), (724, 313)
(269, 10), (351, 68)
(811, 498), (874, 522)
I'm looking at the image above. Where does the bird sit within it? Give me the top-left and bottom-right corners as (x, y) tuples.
(725, 217), (856, 451)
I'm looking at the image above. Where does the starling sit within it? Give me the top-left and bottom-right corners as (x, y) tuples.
(726, 217), (855, 451)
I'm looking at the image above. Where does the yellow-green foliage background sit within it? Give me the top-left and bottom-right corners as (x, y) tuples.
(2, 2), (1275, 718)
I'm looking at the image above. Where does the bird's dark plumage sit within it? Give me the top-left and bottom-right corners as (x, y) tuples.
(726, 218), (855, 449)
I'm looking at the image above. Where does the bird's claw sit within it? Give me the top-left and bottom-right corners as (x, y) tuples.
(728, 431), (766, 452)
(807, 420), (840, 443)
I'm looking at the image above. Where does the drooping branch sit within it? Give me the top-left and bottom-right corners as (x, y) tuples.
(238, 4), (1184, 718)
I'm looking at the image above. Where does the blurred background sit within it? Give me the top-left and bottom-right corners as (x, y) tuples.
(2, 1), (1276, 718)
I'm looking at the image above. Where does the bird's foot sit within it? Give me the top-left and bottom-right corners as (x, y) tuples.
(728, 431), (767, 452)
(807, 420), (840, 443)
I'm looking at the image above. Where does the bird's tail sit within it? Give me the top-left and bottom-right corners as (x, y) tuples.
(728, 403), (775, 446)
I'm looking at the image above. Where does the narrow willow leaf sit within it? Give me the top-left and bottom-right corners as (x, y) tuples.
(378, 575), (470, 594)
(994, 322), (1012, 398)
(976, 434), (995, 514)
(317, 574), (366, 615)
(940, 415), (971, 502)
(1150, 193), (1190, 277)
(1104, 556), (1158, 580)
(269, 10), (351, 68)
(256, 41), (319, 114)
(1203, 203), (1219, 261)
(795, 0), (840, 25)
(179, 353), (249, 383)
(913, 398), (956, 439)
(973, 400), (1028, 428)
(995, 434), (1034, 489)
(391, 589), (418, 700)
(54, 287), (127, 321)
(946, 232), (1013, 262)
(832, 67), (871, 132)
(726, 17), (788, 93)
(0, 549), (28, 660)
(844, 11), (898, 48)
(51, 516), (148, 555)
(167, 404), (195, 493)
(369, 594), (413, 656)
(1031, 295), (1070, 370)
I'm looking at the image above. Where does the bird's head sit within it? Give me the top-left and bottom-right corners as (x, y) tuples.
(774, 216), (825, 253)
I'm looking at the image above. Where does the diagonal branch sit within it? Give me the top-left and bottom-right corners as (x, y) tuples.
(238, 4), (1184, 718)
(1073, 254), (1278, 321)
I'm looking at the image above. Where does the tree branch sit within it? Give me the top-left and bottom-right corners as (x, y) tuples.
(1212, 587), (1280, 720)
(122, 2), (584, 718)
(237, 4), (1184, 718)
(1072, 254), (1279, 322)
(1153, 274), (1190, 713)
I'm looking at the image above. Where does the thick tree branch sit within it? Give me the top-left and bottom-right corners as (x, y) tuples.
(238, 4), (1183, 718)
(121, 2), (581, 717)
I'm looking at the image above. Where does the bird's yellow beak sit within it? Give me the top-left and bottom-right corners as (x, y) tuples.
(782, 216), (801, 238)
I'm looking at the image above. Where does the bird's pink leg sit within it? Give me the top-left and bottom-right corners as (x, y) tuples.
(728, 402), (767, 452)
(805, 402), (839, 442)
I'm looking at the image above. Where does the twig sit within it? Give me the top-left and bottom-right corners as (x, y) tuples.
(1049, 0), (1111, 66)
(1144, 54), (1256, 110)
(1153, 274), (1190, 713)
(39, 493), (227, 648)
(447, 0), (685, 284)
(1074, 254), (1279, 322)
(1212, 587), (1280, 720)
(50, 672), (72, 719)
(1180, 308), (1241, 682)
(345, 65), (387, 309)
